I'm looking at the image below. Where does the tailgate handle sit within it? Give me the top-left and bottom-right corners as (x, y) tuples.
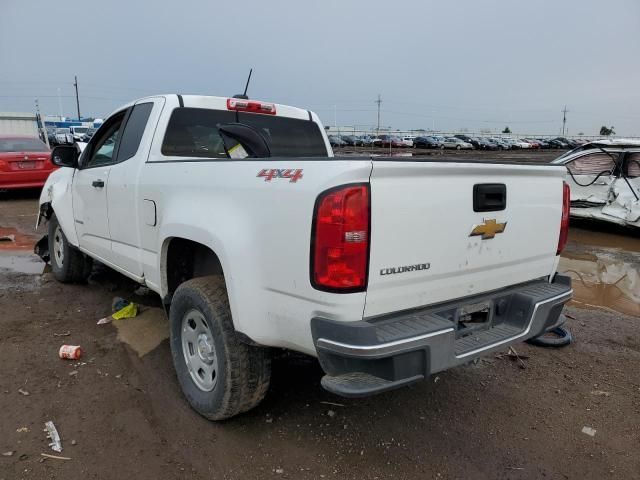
(473, 184), (506, 212)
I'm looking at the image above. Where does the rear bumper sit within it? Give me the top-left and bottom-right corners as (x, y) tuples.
(0, 171), (51, 189)
(312, 275), (572, 397)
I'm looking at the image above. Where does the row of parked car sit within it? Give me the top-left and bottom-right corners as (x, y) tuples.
(44, 126), (97, 146)
(328, 134), (589, 150)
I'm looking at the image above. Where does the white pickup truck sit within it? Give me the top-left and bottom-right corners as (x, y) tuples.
(37, 94), (573, 420)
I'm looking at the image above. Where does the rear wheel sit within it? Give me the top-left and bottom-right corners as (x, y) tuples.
(170, 276), (271, 420)
(48, 213), (92, 283)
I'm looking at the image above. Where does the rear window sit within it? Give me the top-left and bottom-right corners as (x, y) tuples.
(161, 107), (328, 158)
(0, 138), (48, 152)
(566, 153), (616, 175)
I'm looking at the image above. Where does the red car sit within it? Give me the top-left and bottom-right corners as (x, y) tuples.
(0, 135), (56, 190)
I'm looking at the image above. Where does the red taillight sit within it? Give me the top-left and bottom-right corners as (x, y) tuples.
(557, 182), (570, 255)
(226, 98), (276, 115)
(312, 184), (370, 292)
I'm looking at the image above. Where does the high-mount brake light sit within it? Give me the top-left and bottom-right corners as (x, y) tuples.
(557, 181), (570, 255)
(226, 98), (276, 115)
(311, 184), (370, 292)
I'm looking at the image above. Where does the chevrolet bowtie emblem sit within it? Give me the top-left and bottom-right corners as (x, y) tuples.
(470, 219), (507, 239)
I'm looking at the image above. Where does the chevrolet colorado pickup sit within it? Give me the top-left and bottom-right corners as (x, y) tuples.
(37, 94), (573, 420)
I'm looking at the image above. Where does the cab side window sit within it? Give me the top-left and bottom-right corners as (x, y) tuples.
(566, 152), (616, 176)
(116, 102), (153, 162)
(83, 112), (125, 169)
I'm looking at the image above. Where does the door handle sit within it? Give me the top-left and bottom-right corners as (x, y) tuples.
(92, 179), (105, 188)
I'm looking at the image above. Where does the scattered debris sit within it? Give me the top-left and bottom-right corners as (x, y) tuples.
(40, 453), (71, 461)
(98, 298), (139, 325)
(2, 451), (14, 457)
(71, 439), (77, 446)
(0, 234), (15, 242)
(327, 410), (336, 418)
(275, 468), (284, 474)
(506, 467), (524, 471)
(53, 331), (71, 337)
(591, 390), (611, 397)
(496, 347), (528, 369)
(16, 427), (29, 433)
(68, 370), (78, 377)
(565, 313), (577, 320)
(265, 417), (273, 424)
(434, 376), (440, 383)
(319, 401), (344, 407)
(59, 345), (82, 360)
(112, 301), (138, 320)
(582, 426), (597, 437)
(17, 388), (30, 396)
(44, 421), (63, 452)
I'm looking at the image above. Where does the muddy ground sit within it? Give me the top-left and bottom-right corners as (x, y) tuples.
(1, 156), (639, 479)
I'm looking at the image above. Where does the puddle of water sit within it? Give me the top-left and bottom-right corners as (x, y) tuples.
(567, 227), (640, 252)
(0, 252), (47, 275)
(0, 227), (38, 252)
(113, 307), (169, 357)
(560, 227), (640, 316)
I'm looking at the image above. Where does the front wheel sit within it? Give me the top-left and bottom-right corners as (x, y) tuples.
(170, 276), (271, 420)
(48, 213), (92, 283)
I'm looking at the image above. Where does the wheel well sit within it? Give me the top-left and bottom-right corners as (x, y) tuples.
(165, 238), (224, 300)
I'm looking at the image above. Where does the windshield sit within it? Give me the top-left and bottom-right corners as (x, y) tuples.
(0, 137), (49, 152)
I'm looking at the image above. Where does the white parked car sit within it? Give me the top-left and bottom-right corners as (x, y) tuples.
(401, 136), (415, 147)
(53, 128), (73, 145)
(552, 139), (640, 229)
(37, 94), (573, 420)
(69, 126), (90, 142)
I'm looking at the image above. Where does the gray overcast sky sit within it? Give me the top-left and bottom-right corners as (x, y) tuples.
(2, 0), (639, 135)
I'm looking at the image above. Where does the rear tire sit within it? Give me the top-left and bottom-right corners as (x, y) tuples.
(48, 213), (92, 283)
(170, 276), (271, 420)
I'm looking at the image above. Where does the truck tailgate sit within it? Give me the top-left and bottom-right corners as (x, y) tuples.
(364, 160), (566, 318)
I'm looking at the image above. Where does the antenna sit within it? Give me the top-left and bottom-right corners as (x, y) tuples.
(233, 68), (253, 100)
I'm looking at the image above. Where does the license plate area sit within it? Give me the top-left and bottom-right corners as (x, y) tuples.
(13, 161), (37, 170)
(454, 301), (493, 339)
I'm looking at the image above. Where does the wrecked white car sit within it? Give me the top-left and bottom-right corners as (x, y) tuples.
(552, 139), (640, 229)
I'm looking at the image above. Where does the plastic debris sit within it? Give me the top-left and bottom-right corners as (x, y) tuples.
(2, 451), (14, 456)
(59, 345), (82, 360)
(112, 302), (138, 320)
(582, 426), (597, 437)
(16, 427), (29, 433)
(98, 298), (139, 325)
(18, 388), (30, 396)
(44, 421), (63, 452)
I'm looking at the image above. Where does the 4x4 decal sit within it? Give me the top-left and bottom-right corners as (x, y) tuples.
(257, 169), (303, 183)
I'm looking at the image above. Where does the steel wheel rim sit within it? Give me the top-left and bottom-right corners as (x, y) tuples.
(53, 226), (64, 267)
(181, 308), (218, 392)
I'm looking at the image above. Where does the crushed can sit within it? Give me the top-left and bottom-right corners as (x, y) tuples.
(59, 345), (82, 360)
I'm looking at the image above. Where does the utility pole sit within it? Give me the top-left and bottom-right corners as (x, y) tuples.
(35, 98), (50, 148)
(74, 75), (81, 120)
(561, 105), (569, 136)
(375, 94), (382, 135)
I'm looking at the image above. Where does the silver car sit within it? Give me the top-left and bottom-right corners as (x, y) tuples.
(442, 137), (473, 150)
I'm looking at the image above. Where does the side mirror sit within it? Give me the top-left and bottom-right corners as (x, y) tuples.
(51, 145), (79, 168)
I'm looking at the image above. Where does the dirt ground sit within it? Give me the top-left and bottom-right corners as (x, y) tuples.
(1, 158), (639, 479)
